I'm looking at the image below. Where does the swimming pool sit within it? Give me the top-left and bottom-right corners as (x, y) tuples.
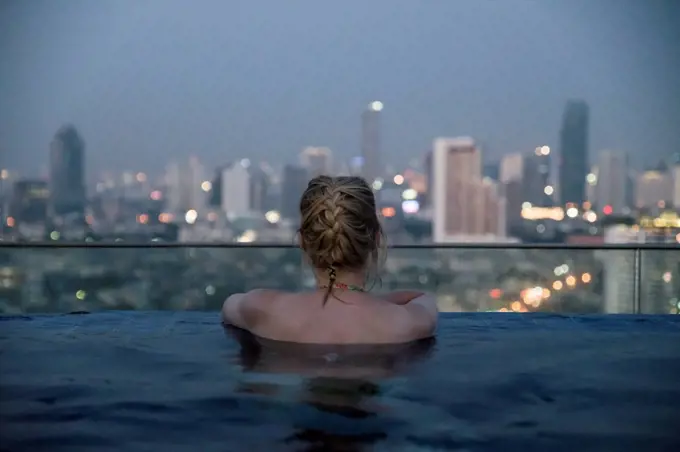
(1, 312), (679, 452)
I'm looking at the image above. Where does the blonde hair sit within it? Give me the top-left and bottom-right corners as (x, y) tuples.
(298, 175), (384, 302)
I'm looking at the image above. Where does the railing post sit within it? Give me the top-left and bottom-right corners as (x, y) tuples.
(633, 247), (642, 314)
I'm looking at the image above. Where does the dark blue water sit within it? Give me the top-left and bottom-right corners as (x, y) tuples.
(1, 312), (679, 452)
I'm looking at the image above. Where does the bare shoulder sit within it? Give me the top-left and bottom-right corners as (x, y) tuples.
(221, 289), (283, 330)
(398, 293), (439, 341)
(242, 288), (283, 302)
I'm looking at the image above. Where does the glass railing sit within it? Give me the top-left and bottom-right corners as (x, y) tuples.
(0, 244), (677, 315)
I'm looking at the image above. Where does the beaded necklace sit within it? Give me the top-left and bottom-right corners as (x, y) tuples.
(318, 282), (365, 292)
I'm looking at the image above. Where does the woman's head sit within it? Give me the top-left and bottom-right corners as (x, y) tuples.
(298, 176), (383, 278)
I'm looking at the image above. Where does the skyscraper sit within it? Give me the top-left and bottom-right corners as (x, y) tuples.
(221, 159), (251, 219)
(164, 156), (206, 215)
(523, 146), (553, 207)
(248, 166), (269, 213)
(10, 180), (49, 225)
(499, 153), (524, 233)
(361, 101), (383, 184)
(49, 125), (86, 218)
(300, 147), (332, 177)
(281, 165), (308, 220)
(432, 137), (504, 242)
(671, 153), (680, 208)
(558, 100), (589, 205)
(594, 149), (629, 213)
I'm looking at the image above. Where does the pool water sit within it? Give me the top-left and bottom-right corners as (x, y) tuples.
(1, 312), (679, 452)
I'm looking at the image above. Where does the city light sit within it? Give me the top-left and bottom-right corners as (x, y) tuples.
(402, 188), (418, 200)
(554, 264), (569, 276)
(521, 206), (564, 221)
(185, 209), (198, 225)
(136, 172), (147, 183)
(521, 286), (544, 308)
(372, 178), (383, 190)
(553, 281), (563, 290)
(0, 169), (8, 180)
(150, 190), (163, 201)
(76, 290), (86, 300)
(586, 173), (597, 185)
(50, 231), (60, 241)
(543, 185), (554, 196)
(401, 200), (420, 214)
(565, 275), (577, 287)
(137, 214), (149, 225)
(566, 207), (579, 218)
(393, 174), (404, 185)
(603, 205), (613, 215)
(201, 181), (212, 192)
(584, 211), (597, 222)
(381, 207), (396, 218)
(265, 210), (281, 224)
(581, 272), (592, 283)
(237, 229), (257, 243)
(540, 145), (550, 155)
(662, 272), (672, 283)
(5, 217), (14, 228)
(369, 101), (383, 112)
(158, 213), (174, 223)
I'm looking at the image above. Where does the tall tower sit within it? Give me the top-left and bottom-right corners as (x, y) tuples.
(595, 149), (629, 213)
(433, 137), (503, 242)
(523, 146), (553, 207)
(299, 147), (332, 177)
(49, 125), (86, 218)
(361, 101), (383, 184)
(558, 100), (589, 205)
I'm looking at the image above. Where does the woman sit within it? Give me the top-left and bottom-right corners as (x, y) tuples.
(221, 175), (438, 344)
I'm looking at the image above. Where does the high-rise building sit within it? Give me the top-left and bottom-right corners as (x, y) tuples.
(248, 166), (269, 213)
(432, 137), (504, 242)
(280, 165), (308, 220)
(499, 153), (524, 234)
(49, 125), (86, 218)
(500, 153), (524, 184)
(671, 153), (680, 208)
(361, 101), (383, 184)
(523, 146), (553, 207)
(9, 180), (49, 225)
(594, 149), (629, 213)
(164, 156), (207, 215)
(558, 100), (589, 205)
(221, 159), (251, 219)
(636, 168), (674, 209)
(300, 147), (332, 177)
(423, 150), (434, 208)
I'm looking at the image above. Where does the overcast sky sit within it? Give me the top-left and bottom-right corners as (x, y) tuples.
(1, 0), (678, 178)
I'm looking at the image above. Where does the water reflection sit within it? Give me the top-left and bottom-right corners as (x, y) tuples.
(224, 325), (436, 451)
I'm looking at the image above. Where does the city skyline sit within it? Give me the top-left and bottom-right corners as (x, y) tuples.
(1, 0), (679, 176)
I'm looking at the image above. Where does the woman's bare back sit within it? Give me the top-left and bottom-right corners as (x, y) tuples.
(222, 290), (438, 345)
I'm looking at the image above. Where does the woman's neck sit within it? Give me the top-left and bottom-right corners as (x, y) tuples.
(314, 269), (366, 289)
